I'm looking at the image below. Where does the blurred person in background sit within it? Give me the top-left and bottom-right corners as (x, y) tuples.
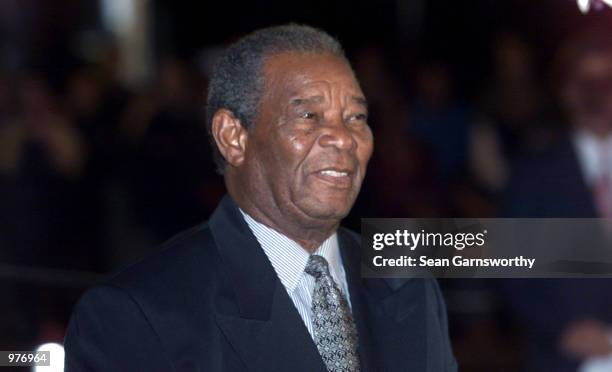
(471, 32), (550, 196)
(410, 61), (470, 183)
(0, 75), (86, 268)
(408, 60), (497, 218)
(64, 62), (132, 271)
(501, 25), (612, 372)
(120, 58), (221, 243)
(352, 47), (444, 218)
(0, 74), (89, 348)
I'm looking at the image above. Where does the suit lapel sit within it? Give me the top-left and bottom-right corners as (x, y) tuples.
(339, 228), (429, 372)
(338, 229), (379, 371)
(215, 281), (326, 372)
(371, 279), (428, 372)
(209, 196), (326, 372)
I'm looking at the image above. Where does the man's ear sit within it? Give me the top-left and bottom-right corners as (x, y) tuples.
(211, 109), (248, 167)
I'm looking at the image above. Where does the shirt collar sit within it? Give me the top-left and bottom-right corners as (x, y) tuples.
(239, 208), (341, 293)
(573, 129), (612, 184)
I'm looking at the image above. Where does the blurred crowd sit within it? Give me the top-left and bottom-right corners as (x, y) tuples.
(350, 31), (557, 222)
(1, 31), (557, 272)
(3, 4), (612, 370)
(0, 46), (226, 351)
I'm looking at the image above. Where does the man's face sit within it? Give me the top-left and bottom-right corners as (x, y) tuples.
(240, 52), (373, 225)
(564, 51), (612, 136)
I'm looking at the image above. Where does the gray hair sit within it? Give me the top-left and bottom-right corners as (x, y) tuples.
(206, 24), (347, 174)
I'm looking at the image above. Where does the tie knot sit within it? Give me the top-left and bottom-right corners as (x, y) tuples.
(305, 255), (330, 279)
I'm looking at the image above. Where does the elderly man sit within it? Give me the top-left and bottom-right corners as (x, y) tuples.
(64, 25), (456, 372)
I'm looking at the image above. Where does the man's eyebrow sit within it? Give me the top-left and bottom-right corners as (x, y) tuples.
(351, 96), (368, 108)
(290, 96), (324, 106)
(289, 95), (368, 108)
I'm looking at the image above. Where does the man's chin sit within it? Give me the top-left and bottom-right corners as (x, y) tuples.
(296, 197), (354, 222)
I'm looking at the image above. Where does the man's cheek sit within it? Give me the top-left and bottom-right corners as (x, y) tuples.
(285, 133), (314, 155)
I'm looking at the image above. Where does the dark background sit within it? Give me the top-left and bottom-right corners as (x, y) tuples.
(1, 0), (610, 370)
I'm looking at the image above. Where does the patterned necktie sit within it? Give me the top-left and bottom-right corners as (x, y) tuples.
(305, 255), (360, 372)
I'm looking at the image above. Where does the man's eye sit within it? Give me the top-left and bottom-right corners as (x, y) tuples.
(300, 112), (317, 120)
(348, 113), (368, 122)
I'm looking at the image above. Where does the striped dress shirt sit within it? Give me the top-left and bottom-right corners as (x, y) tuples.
(240, 209), (352, 339)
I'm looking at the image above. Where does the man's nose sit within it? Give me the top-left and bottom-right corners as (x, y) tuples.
(317, 117), (356, 151)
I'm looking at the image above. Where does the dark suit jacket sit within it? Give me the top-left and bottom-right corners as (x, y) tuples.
(64, 195), (457, 372)
(503, 134), (597, 218)
(501, 134), (612, 372)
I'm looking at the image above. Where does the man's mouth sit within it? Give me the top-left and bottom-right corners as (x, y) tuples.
(313, 168), (353, 189)
(319, 169), (349, 177)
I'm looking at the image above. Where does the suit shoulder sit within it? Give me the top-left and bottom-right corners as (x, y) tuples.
(338, 226), (360, 243)
(65, 282), (175, 371)
(508, 135), (574, 179)
(106, 222), (219, 294)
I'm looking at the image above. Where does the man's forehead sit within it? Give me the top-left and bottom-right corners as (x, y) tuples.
(262, 52), (364, 99)
(264, 52), (356, 82)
